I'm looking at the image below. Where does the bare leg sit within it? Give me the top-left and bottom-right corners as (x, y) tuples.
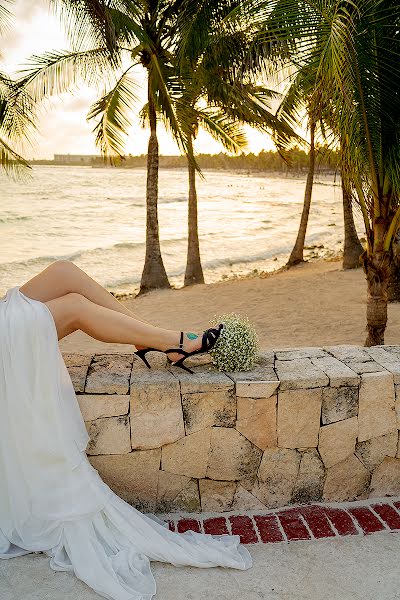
(19, 259), (153, 350)
(19, 260), (150, 323)
(19, 261), (203, 359)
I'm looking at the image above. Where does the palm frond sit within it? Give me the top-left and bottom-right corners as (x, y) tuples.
(87, 65), (140, 156)
(16, 48), (116, 102)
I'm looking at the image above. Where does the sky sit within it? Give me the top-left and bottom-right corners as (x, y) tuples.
(1, 0), (278, 159)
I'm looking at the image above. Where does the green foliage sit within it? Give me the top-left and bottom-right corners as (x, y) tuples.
(208, 312), (259, 372)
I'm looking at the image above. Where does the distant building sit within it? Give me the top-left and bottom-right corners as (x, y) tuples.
(53, 154), (100, 165)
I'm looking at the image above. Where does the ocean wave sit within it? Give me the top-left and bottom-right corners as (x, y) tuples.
(0, 215), (32, 224)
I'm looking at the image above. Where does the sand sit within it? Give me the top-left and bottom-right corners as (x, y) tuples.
(58, 258), (400, 355)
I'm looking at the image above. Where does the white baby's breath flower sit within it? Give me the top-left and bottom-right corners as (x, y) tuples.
(208, 312), (259, 372)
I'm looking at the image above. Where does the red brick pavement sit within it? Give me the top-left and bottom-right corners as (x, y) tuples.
(166, 499), (400, 544)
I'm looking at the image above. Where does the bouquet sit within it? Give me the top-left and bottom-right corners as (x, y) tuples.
(208, 312), (259, 372)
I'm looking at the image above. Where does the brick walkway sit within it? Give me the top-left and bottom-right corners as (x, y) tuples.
(165, 499), (400, 544)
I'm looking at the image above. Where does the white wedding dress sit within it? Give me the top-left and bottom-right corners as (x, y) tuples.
(0, 285), (252, 600)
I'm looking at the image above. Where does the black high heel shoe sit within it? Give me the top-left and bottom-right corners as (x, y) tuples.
(134, 324), (224, 374)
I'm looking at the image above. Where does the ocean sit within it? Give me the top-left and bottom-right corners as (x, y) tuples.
(0, 165), (363, 296)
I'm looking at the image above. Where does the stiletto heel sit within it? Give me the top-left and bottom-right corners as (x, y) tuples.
(134, 324), (224, 374)
(165, 324), (224, 374)
(134, 348), (157, 369)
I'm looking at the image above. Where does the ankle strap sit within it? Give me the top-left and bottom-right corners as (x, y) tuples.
(179, 331), (184, 349)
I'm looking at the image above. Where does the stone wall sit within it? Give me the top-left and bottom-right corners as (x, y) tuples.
(63, 345), (400, 513)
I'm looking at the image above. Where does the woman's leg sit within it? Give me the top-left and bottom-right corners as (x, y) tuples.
(19, 260), (150, 323)
(19, 261), (202, 358)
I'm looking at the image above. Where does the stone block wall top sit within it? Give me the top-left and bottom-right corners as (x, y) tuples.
(310, 355), (360, 387)
(85, 354), (133, 394)
(170, 364), (234, 394)
(225, 351), (277, 397)
(62, 353), (93, 368)
(365, 346), (400, 383)
(275, 347), (327, 360)
(275, 358), (329, 391)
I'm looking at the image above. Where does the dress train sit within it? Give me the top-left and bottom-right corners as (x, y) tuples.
(0, 286), (252, 600)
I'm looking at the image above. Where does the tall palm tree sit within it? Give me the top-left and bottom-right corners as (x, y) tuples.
(234, 0), (400, 345)
(17, 0), (197, 294)
(341, 159), (364, 269)
(179, 52), (294, 284)
(178, 0), (297, 284)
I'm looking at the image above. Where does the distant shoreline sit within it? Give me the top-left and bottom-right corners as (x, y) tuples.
(29, 148), (340, 174)
(29, 161), (339, 178)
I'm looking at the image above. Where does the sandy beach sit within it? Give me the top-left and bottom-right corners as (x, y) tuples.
(58, 258), (400, 355)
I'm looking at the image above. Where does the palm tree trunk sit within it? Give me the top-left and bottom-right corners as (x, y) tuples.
(363, 220), (391, 345)
(287, 119), (315, 266)
(138, 91), (170, 295)
(387, 231), (400, 301)
(184, 138), (204, 286)
(341, 167), (364, 269)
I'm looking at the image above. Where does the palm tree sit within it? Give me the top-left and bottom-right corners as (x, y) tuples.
(287, 109), (316, 266)
(180, 59), (293, 285)
(234, 0), (400, 345)
(16, 0), (201, 294)
(341, 160), (364, 269)
(0, 1), (32, 174)
(178, 1), (297, 284)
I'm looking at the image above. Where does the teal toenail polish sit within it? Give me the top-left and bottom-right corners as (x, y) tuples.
(186, 332), (198, 339)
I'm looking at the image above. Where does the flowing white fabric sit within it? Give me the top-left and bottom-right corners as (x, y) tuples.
(0, 285), (252, 599)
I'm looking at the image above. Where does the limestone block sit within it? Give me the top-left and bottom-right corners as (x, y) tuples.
(156, 471), (198, 513)
(275, 359), (329, 391)
(66, 365), (90, 393)
(206, 427), (262, 482)
(157, 470), (191, 503)
(318, 417), (358, 468)
(236, 395), (277, 450)
(275, 347), (327, 360)
(171, 365), (234, 395)
(231, 486), (267, 510)
(311, 356), (360, 388)
(358, 372), (396, 442)
(89, 449), (160, 510)
(251, 448), (301, 508)
(395, 384), (400, 428)
(85, 416), (131, 455)
(77, 394), (129, 421)
(321, 386), (359, 425)
(199, 479), (237, 512)
(131, 351), (167, 371)
(356, 431), (398, 472)
(369, 457), (400, 497)
(85, 354), (133, 394)
(324, 345), (372, 363)
(161, 427), (212, 479)
(323, 454), (370, 502)
(63, 353), (92, 392)
(62, 353), (93, 368)
(235, 381), (279, 399)
(366, 346), (400, 383)
(181, 389), (236, 435)
(130, 370), (184, 449)
(291, 449), (326, 504)
(277, 388), (322, 448)
(173, 479), (201, 512)
(346, 361), (387, 375)
(383, 345), (400, 355)
(227, 352), (277, 398)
